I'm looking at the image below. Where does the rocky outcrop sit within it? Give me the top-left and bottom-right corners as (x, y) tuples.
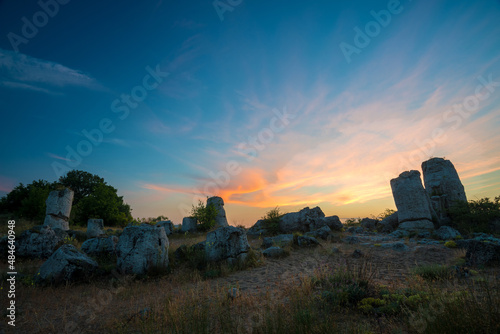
(434, 226), (461, 240)
(390, 170), (435, 233)
(311, 215), (343, 231)
(156, 220), (174, 235)
(422, 158), (467, 225)
(377, 212), (399, 233)
(36, 244), (98, 285)
(279, 207), (325, 233)
(360, 218), (378, 231)
(81, 236), (118, 257)
(116, 224), (169, 275)
(261, 234), (294, 249)
(207, 196), (229, 228)
(306, 225), (331, 240)
(43, 188), (73, 231)
(247, 219), (267, 236)
(17, 225), (61, 258)
(465, 240), (500, 266)
(181, 217), (197, 233)
(296, 236), (319, 247)
(86, 219), (104, 238)
(205, 226), (250, 263)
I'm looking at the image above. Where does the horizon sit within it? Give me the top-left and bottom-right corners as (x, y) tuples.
(1, 0), (500, 227)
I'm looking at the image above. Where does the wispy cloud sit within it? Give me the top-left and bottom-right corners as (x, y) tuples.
(0, 48), (102, 93)
(46, 153), (74, 162)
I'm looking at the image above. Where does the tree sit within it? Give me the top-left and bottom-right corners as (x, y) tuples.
(191, 200), (217, 232)
(59, 170), (105, 206)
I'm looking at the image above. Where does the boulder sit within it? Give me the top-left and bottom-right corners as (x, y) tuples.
(422, 158), (467, 224)
(247, 219), (268, 236)
(360, 218), (378, 231)
(17, 225), (61, 258)
(296, 236), (319, 247)
(261, 234), (294, 249)
(310, 215), (343, 231)
(205, 226), (250, 263)
(381, 242), (409, 252)
(390, 170), (435, 224)
(156, 220), (174, 235)
(279, 206), (325, 233)
(434, 226), (461, 240)
(207, 196), (229, 227)
(116, 224), (169, 275)
(465, 240), (500, 266)
(45, 188), (74, 219)
(263, 246), (286, 258)
(306, 225), (331, 240)
(36, 244), (98, 285)
(397, 220), (434, 233)
(377, 212), (399, 233)
(81, 236), (118, 257)
(181, 217), (197, 233)
(43, 215), (69, 231)
(86, 219), (104, 238)
(347, 226), (363, 234)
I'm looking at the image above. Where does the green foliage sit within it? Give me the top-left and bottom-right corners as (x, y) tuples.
(378, 208), (396, 220)
(261, 206), (284, 235)
(448, 196), (500, 234)
(60, 170), (132, 227)
(190, 200), (217, 232)
(412, 264), (452, 281)
(444, 240), (457, 248)
(344, 218), (362, 227)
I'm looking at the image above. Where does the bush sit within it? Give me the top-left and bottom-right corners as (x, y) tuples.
(448, 196), (500, 234)
(444, 240), (457, 248)
(190, 200), (217, 232)
(261, 206), (284, 235)
(413, 264), (452, 281)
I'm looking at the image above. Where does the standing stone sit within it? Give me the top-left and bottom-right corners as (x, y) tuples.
(87, 219), (104, 238)
(205, 226), (250, 263)
(116, 224), (169, 275)
(422, 157), (467, 225)
(207, 196), (229, 227)
(181, 217), (197, 233)
(156, 220), (174, 235)
(43, 188), (74, 231)
(390, 170), (435, 230)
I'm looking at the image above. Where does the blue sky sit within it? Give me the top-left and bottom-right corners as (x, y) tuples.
(1, 0), (500, 226)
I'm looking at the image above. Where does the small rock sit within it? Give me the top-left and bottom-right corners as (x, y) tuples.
(263, 246), (286, 258)
(261, 234), (293, 249)
(434, 226), (461, 240)
(305, 225), (331, 240)
(297, 236), (319, 247)
(331, 247), (341, 253)
(352, 249), (363, 258)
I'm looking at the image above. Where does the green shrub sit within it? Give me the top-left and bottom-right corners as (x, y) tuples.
(413, 264), (452, 281)
(190, 200), (217, 232)
(261, 206), (284, 235)
(444, 240), (457, 248)
(448, 196), (500, 234)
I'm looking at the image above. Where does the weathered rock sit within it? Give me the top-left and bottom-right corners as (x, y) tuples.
(390, 170), (435, 226)
(331, 247), (341, 253)
(306, 225), (331, 240)
(43, 215), (69, 230)
(422, 158), (467, 224)
(205, 226), (250, 262)
(297, 236), (319, 247)
(377, 212), (399, 233)
(36, 244), (98, 285)
(17, 225), (61, 258)
(279, 207), (325, 233)
(81, 236), (118, 257)
(181, 217), (197, 233)
(360, 218), (378, 231)
(45, 188), (74, 219)
(397, 220), (434, 233)
(352, 249), (363, 258)
(247, 219), (268, 236)
(261, 234), (294, 249)
(207, 196), (229, 227)
(263, 246), (286, 258)
(434, 226), (461, 240)
(156, 220), (174, 235)
(310, 215), (343, 231)
(116, 224), (169, 275)
(347, 226), (364, 234)
(465, 240), (500, 266)
(381, 242), (409, 252)
(87, 219), (104, 238)
(343, 236), (361, 244)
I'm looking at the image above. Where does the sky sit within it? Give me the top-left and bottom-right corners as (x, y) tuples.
(1, 0), (500, 227)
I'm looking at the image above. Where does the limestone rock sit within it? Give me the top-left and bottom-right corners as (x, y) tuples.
(465, 240), (500, 266)
(381, 242), (409, 252)
(81, 236), (118, 257)
(377, 212), (399, 233)
(422, 158), (467, 224)
(86, 219), (104, 238)
(181, 217), (197, 233)
(116, 224), (169, 275)
(297, 235), (319, 247)
(156, 220), (174, 235)
(263, 246), (286, 258)
(17, 225), (61, 258)
(306, 225), (331, 240)
(207, 196), (229, 227)
(205, 226), (250, 262)
(261, 234), (293, 249)
(45, 188), (74, 219)
(311, 215), (343, 231)
(247, 219), (268, 236)
(434, 226), (461, 240)
(390, 170), (434, 224)
(360, 218), (378, 231)
(397, 220), (434, 233)
(279, 206), (325, 233)
(36, 244), (98, 285)
(43, 215), (69, 230)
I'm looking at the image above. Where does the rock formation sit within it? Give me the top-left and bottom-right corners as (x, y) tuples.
(279, 206), (325, 233)
(207, 196), (229, 227)
(86, 219), (104, 238)
(43, 188), (74, 231)
(156, 220), (174, 235)
(17, 225), (61, 258)
(81, 236), (119, 257)
(205, 226), (249, 263)
(181, 217), (197, 233)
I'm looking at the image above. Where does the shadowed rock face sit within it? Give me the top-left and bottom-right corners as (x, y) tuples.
(422, 157), (467, 225)
(205, 226), (249, 262)
(279, 206), (325, 233)
(87, 219), (104, 238)
(43, 188), (74, 231)
(390, 170), (434, 224)
(207, 196), (229, 227)
(181, 217), (197, 232)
